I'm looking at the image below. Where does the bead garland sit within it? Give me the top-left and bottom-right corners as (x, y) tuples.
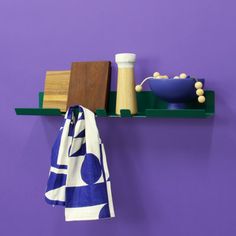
(135, 71), (206, 104)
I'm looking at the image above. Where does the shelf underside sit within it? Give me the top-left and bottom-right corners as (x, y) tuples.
(15, 91), (215, 118)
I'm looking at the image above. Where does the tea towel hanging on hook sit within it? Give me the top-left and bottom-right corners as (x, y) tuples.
(45, 106), (115, 221)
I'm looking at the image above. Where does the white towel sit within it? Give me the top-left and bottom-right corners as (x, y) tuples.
(45, 106), (115, 221)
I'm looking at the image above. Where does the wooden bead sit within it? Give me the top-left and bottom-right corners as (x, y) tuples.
(135, 85), (143, 92)
(198, 96), (205, 103)
(196, 89), (204, 96)
(153, 73), (169, 79)
(153, 72), (160, 77)
(179, 73), (187, 79)
(195, 81), (203, 89)
(156, 75), (167, 79)
(161, 75), (169, 79)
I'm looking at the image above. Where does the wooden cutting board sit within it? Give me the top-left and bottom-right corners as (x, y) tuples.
(43, 70), (70, 112)
(66, 61), (111, 112)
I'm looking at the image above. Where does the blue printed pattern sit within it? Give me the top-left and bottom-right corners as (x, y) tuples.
(45, 106), (115, 221)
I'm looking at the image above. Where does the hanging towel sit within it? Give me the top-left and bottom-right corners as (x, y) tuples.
(45, 106), (115, 221)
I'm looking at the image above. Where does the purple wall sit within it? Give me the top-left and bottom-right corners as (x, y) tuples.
(1, 0), (236, 235)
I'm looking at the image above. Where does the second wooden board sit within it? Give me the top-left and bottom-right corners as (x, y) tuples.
(66, 61), (111, 112)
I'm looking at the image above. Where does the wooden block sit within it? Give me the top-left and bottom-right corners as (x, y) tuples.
(66, 61), (111, 112)
(43, 70), (70, 112)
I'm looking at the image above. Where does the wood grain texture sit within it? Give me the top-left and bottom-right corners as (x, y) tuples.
(43, 70), (70, 112)
(116, 68), (137, 115)
(66, 61), (111, 112)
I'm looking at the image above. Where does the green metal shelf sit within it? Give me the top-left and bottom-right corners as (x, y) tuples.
(15, 91), (215, 118)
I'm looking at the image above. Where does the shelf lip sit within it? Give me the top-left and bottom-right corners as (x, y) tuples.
(15, 108), (214, 118)
(15, 108), (62, 116)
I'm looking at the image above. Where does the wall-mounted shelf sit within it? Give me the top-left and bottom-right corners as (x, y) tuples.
(15, 91), (215, 118)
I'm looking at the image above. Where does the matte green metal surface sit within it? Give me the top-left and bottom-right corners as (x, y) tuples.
(15, 90), (215, 118)
(15, 108), (62, 116)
